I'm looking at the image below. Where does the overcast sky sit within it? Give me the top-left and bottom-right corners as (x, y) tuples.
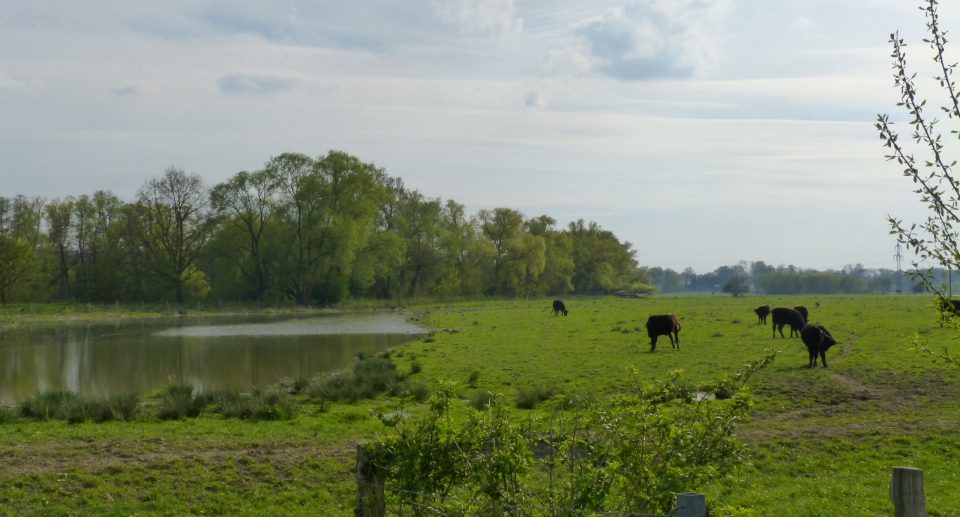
(2, 1), (958, 272)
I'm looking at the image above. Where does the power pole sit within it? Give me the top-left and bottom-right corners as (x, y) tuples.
(895, 243), (903, 294)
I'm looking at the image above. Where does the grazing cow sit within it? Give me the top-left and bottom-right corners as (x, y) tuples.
(938, 298), (960, 324)
(754, 305), (770, 324)
(771, 308), (805, 338)
(794, 306), (809, 325)
(646, 314), (681, 352)
(801, 324), (838, 368)
(552, 299), (568, 317)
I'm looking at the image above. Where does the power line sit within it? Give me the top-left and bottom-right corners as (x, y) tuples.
(894, 243), (903, 294)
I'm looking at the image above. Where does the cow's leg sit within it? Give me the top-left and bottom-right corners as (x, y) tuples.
(674, 331), (680, 350)
(650, 336), (657, 352)
(820, 350), (828, 367)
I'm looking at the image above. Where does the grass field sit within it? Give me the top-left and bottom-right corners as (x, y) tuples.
(2, 295), (959, 515)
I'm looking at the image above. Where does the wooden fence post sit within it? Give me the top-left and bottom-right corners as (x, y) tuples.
(355, 444), (385, 517)
(674, 493), (706, 517)
(890, 467), (926, 517)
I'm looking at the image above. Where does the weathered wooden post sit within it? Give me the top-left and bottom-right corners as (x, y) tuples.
(355, 444), (385, 517)
(890, 467), (926, 517)
(674, 493), (706, 517)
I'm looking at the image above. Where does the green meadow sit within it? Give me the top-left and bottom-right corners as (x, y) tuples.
(2, 295), (959, 515)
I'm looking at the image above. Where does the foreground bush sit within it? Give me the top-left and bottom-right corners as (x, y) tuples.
(371, 352), (776, 515)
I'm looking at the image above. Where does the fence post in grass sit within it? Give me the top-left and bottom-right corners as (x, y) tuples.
(355, 444), (385, 517)
(890, 467), (926, 517)
(674, 493), (706, 517)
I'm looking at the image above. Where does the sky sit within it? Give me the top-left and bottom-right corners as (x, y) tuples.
(2, 0), (958, 272)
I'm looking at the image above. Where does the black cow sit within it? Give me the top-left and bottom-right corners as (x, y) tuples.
(938, 298), (960, 324)
(552, 300), (568, 316)
(646, 314), (681, 352)
(771, 307), (805, 338)
(754, 305), (770, 324)
(794, 305), (809, 325)
(801, 324), (838, 368)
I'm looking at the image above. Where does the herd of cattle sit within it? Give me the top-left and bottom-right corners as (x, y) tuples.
(551, 299), (838, 368)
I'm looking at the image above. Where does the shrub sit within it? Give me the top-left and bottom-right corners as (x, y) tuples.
(409, 361), (422, 375)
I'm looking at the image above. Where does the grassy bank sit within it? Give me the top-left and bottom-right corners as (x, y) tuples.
(2, 295), (959, 514)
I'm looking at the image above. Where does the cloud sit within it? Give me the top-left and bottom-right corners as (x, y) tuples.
(430, 0), (523, 36)
(218, 74), (297, 95)
(112, 83), (140, 96)
(573, 0), (731, 80)
(525, 90), (542, 108)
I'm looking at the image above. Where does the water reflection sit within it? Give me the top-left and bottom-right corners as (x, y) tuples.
(0, 313), (425, 405)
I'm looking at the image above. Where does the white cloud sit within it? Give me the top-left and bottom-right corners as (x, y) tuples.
(571, 0), (732, 80)
(430, 0), (524, 36)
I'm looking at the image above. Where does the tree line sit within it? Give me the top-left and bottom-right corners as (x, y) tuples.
(0, 150), (645, 305)
(645, 260), (938, 295)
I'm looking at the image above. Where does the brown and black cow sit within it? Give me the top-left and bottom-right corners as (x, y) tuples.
(646, 314), (681, 352)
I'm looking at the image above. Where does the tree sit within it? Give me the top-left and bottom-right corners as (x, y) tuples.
(209, 169), (279, 300)
(0, 233), (38, 303)
(878, 0), (960, 312)
(136, 167), (214, 303)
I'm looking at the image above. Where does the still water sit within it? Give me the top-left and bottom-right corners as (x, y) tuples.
(0, 313), (426, 405)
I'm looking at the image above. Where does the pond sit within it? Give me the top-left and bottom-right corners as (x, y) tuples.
(0, 312), (427, 405)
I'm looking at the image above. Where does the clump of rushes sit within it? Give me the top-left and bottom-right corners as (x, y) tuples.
(0, 406), (16, 424)
(515, 386), (558, 410)
(251, 390), (297, 421)
(87, 395), (137, 423)
(467, 370), (480, 388)
(469, 391), (498, 410)
(309, 356), (405, 403)
(157, 384), (204, 420)
(410, 360), (422, 375)
(408, 384), (430, 402)
(20, 391), (81, 421)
